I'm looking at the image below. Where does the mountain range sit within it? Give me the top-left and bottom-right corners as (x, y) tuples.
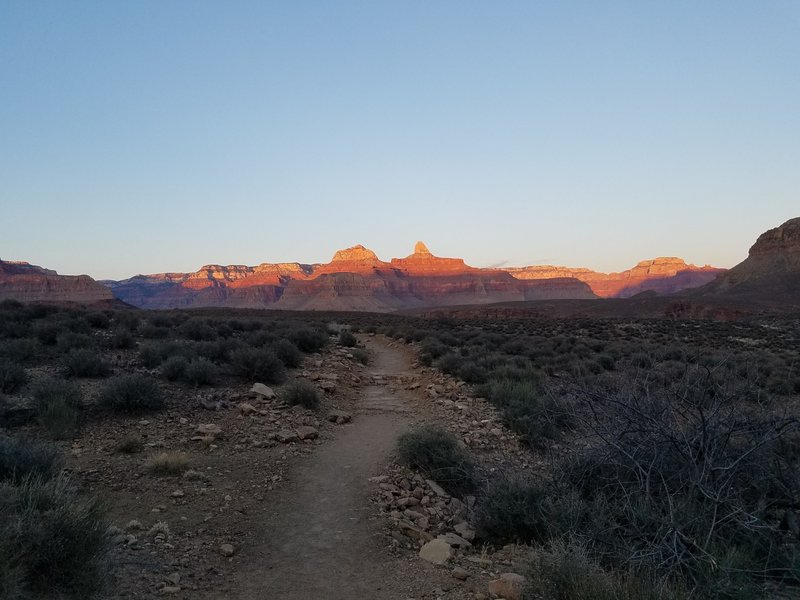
(1, 239), (729, 311)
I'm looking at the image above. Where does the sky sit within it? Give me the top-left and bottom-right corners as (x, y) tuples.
(1, 1), (798, 280)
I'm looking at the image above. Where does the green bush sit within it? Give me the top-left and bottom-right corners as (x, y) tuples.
(339, 329), (357, 347)
(109, 328), (134, 350)
(0, 474), (110, 599)
(179, 318), (217, 341)
(159, 356), (188, 382)
(527, 539), (688, 600)
(56, 332), (94, 354)
(63, 349), (110, 378)
(229, 347), (286, 383)
(182, 359), (217, 386)
(139, 341), (194, 368)
(0, 436), (61, 483)
(31, 378), (82, 440)
(33, 322), (61, 346)
(475, 475), (550, 544)
(100, 375), (164, 413)
(0, 339), (39, 364)
(85, 312), (110, 329)
(486, 379), (572, 448)
(0, 361), (27, 393)
(397, 424), (475, 496)
(273, 339), (303, 368)
(282, 381), (320, 409)
(288, 327), (328, 353)
(350, 348), (370, 365)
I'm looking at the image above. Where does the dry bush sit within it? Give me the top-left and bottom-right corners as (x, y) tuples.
(146, 452), (189, 475)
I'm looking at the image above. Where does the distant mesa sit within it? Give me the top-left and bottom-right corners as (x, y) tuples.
(330, 245), (381, 263)
(0, 260), (113, 304)
(16, 225), (787, 311)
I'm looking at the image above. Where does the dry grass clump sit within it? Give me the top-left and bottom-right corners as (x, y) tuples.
(145, 452), (189, 476)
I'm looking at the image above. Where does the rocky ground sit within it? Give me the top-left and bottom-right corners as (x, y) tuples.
(9, 333), (534, 599)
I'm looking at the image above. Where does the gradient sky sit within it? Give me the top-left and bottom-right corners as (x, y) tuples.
(1, 2), (798, 280)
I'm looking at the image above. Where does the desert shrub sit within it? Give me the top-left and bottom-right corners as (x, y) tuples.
(397, 424), (475, 496)
(0, 436), (61, 483)
(338, 329), (357, 347)
(109, 328), (135, 350)
(114, 435), (143, 454)
(436, 352), (463, 376)
(597, 353), (616, 370)
(0, 338), (39, 364)
(0, 474), (110, 599)
(269, 339), (300, 368)
(527, 539), (688, 600)
(246, 330), (275, 348)
(0, 360), (27, 393)
(179, 318), (217, 341)
(486, 379), (572, 447)
(56, 332), (94, 354)
(475, 475), (551, 544)
(282, 381), (320, 409)
(159, 356), (188, 382)
(181, 359), (217, 386)
(100, 375), (164, 413)
(33, 322), (61, 346)
(288, 327), (328, 353)
(229, 347), (286, 384)
(85, 312), (110, 329)
(350, 348), (370, 365)
(114, 311), (140, 332)
(63, 348), (110, 378)
(194, 339), (241, 363)
(139, 341), (194, 368)
(138, 323), (170, 339)
(31, 378), (82, 440)
(146, 452), (188, 475)
(553, 369), (800, 596)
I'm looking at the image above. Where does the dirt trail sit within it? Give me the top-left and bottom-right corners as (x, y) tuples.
(235, 337), (419, 599)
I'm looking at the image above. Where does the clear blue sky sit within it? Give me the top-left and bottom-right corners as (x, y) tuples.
(2, 1), (798, 279)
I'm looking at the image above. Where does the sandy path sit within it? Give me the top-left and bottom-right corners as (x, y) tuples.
(234, 337), (417, 599)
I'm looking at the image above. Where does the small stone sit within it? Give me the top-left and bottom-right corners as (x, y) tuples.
(454, 522), (476, 542)
(250, 383), (276, 399)
(327, 409), (352, 424)
(419, 539), (452, 565)
(160, 586), (181, 594)
(452, 567), (469, 580)
(220, 543), (236, 557)
(166, 572), (181, 585)
(171, 489), (185, 498)
(488, 573), (526, 600)
(320, 381), (336, 393)
(238, 402), (257, 415)
(295, 426), (319, 440)
(276, 430), (299, 444)
(426, 479), (449, 498)
(194, 424), (222, 439)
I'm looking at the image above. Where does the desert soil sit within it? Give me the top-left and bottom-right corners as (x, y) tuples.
(81, 335), (485, 600)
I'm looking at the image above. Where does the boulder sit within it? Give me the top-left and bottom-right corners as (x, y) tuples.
(250, 383), (276, 400)
(488, 573), (526, 600)
(419, 539), (452, 565)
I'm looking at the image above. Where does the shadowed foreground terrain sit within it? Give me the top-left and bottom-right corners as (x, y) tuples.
(2, 299), (799, 599)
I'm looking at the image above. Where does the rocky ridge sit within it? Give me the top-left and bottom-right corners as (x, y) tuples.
(506, 256), (724, 298)
(0, 260), (114, 304)
(105, 243), (597, 311)
(694, 217), (800, 307)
